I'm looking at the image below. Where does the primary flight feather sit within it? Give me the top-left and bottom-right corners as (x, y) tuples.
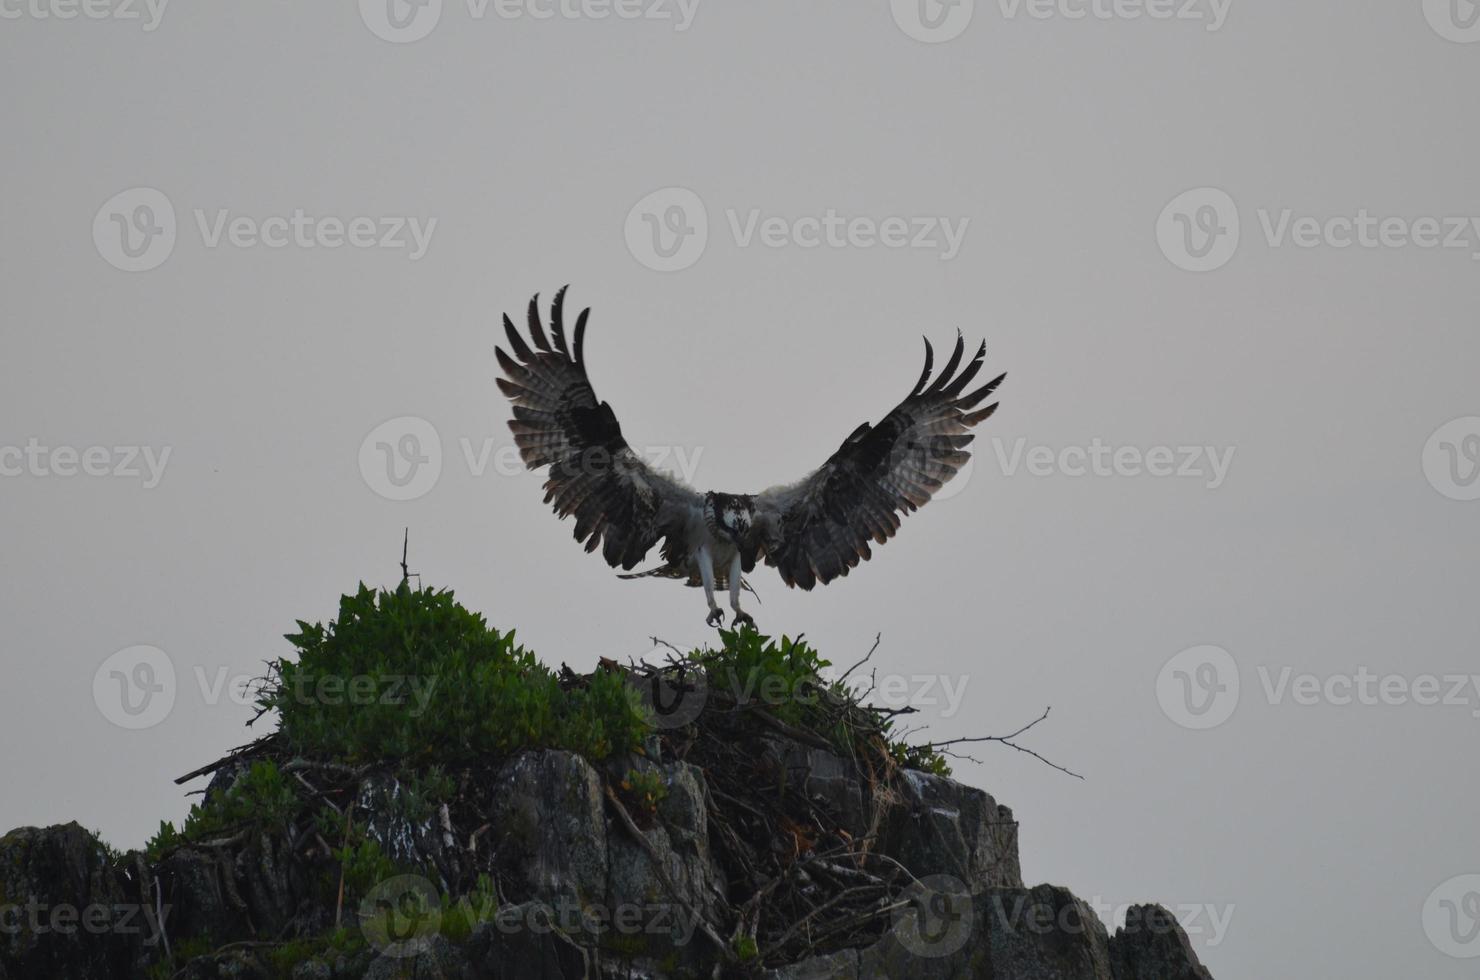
(494, 288), (1005, 627)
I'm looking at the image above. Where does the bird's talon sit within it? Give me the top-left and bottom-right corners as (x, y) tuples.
(733, 611), (756, 629)
(706, 608), (725, 628)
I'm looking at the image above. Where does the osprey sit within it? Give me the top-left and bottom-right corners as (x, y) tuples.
(495, 289), (1005, 628)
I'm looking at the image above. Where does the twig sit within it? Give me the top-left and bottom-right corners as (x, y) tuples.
(838, 633), (882, 683)
(925, 707), (1084, 780)
(399, 528), (419, 588)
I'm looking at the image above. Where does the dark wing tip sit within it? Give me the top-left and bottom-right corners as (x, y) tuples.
(573, 307), (591, 366)
(526, 294), (553, 352)
(911, 336), (936, 396)
(503, 313), (533, 361)
(927, 333), (968, 395)
(550, 285), (571, 356)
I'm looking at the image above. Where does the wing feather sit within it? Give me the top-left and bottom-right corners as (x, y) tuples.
(750, 335), (1004, 590)
(494, 289), (700, 571)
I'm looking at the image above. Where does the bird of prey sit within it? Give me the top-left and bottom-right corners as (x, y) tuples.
(494, 289), (1005, 628)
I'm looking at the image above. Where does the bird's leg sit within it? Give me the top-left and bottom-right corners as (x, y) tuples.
(728, 553), (754, 629)
(699, 547), (724, 627)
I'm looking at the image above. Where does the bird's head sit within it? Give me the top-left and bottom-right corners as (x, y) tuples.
(707, 492), (754, 545)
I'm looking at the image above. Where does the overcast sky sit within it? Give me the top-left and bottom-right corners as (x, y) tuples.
(3, 2), (1479, 978)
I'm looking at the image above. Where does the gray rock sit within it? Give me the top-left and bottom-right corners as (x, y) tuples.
(0, 823), (137, 979)
(768, 742), (870, 838)
(488, 751), (610, 921)
(156, 846), (246, 947)
(469, 903), (591, 978)
(356, 773), (465, 892)
(291, 960), (334, 980)
(0, 751), (1215, 980)
(886, 769), (1022, 890)
(765, 947), (859, 979)
(974, 884), (1114, 979)
(1109, 904), (1215, 980)
(602, 760), (726, 975)
(363, 934), (474, 979)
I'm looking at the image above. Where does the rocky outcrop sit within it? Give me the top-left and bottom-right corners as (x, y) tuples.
(766, 886), (1210, 980)
(0, 748), (1214, 979)
(0, 823), (142, 979)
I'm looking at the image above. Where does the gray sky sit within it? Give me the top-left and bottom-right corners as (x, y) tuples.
(3, 2), (1480, 977)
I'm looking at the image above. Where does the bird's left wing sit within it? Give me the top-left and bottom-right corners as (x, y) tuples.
(495, 289), (702, 570)
(748, 334), (1004, 589)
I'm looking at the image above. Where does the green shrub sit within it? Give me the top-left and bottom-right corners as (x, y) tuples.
(254, 582), (650, 765)
(696, 628), (952, 776)
(147, 760), (302, 857)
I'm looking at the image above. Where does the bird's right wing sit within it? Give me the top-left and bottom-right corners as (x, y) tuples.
(748, 334), (1003, 589)
(495, 288), (702, 570)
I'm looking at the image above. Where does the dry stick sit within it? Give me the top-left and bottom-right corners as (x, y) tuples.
(925, 706), (1084, 780)
(744, 704), (835, 751)
(171, 733), (279, 785)
(761, 883), (880, 961)
(603, 784), (736, 964)
(335, 808), (351, 929)
(838, 632), (882, 683)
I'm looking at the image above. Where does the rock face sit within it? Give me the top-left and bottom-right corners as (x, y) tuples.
(766, 886), (1207, 980)
(0, 749), (1215, 979)
(0, 823), (141, 978)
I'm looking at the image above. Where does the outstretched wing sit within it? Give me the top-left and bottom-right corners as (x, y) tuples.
(749, 334), (1004, 590)
(495, 288), (701, 570)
